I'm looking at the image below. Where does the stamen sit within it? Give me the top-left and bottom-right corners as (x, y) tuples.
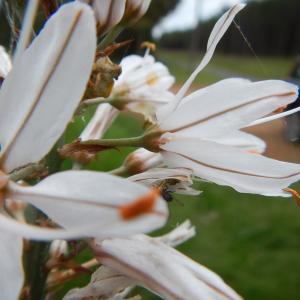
(119, 188), (159, 220)
(274, 105), (287, 113)
(248, 105), (300, 127)
(284, 188), (300, 207)
(146, 73), (159, 86)
(141, 41), (156, 57)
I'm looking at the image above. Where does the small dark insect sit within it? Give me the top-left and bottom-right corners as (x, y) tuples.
(160, 187), (174, 202)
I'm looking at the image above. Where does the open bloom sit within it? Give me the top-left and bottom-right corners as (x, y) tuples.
(154, 78), (299, 197)
(112, 53), (175, 117)
(140, 4), (300, 197)
(89, 226), (241, 300)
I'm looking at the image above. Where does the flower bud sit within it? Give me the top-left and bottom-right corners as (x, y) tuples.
(122, 0), (151, 25)
(124, 148), (163, 174)
(49, 239), (68, 259)
(79, 0), (126, 35)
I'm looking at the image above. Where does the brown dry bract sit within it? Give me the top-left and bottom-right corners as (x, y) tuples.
(58, 139), (115, 164)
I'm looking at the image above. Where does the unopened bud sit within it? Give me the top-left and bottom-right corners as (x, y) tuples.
(123, 0), (151, 25)
(80, 104), (118, 141)
(79, 0), (125, 35)
(49, 239), (68, 259)
(124, 148), (163, 174)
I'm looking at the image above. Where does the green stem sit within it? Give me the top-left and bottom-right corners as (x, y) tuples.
(98, 25), (124, 50)
(81, 135), (145, 148)
(9, 163), (44, 182)
(23, 208), (50, 300)
(77, 97), (108, 113)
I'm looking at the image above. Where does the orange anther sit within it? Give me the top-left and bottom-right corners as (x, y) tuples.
(141, 41), (156, 52)
(119, 188), (160, 220)
(274, 105), (287, 113)
(247, 149), (260, 154)
(284, 188), (300, 207)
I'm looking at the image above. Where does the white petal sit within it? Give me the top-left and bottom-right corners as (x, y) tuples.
(248, 105), (300, 127)
(80, 103), (119, 141)
(63, 266), (135, 300)
(157, 4), (245, 120)
(152, 220), (196, 248)
(177, 4), (245, 99)
(161, 138), (300, 196)
(0, 2), (96, 172)
(159, 80), (298, 139)
(94, 237), (242, 300)
(8, 171), (168, 238)
(0, 212), (132, 241)
(0, 231), (24, 300)
(211, 130), (266, 154)
(0, 46), (12, 78)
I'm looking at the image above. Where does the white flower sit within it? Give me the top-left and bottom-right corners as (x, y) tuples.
(141, 4), (300, 197)
(90, 231), (241, 300)
(112, 54), (175, 117)
(129, 167), (200, 196)
(156, 79), (299, 197)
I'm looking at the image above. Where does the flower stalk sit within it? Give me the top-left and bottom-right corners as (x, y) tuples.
(80, 135), (145, 148)
(9, 163), (45, 182)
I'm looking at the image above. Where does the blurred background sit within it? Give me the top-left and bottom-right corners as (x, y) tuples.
(1, 0), (300, 299)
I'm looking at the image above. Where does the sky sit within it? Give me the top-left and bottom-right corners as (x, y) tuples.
(153, 0), (242, 38)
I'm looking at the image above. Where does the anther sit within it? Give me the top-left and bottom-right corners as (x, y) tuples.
(119, 188), (160, 220)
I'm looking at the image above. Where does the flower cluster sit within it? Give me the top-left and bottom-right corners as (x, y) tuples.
(0, 1), (299, 300)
